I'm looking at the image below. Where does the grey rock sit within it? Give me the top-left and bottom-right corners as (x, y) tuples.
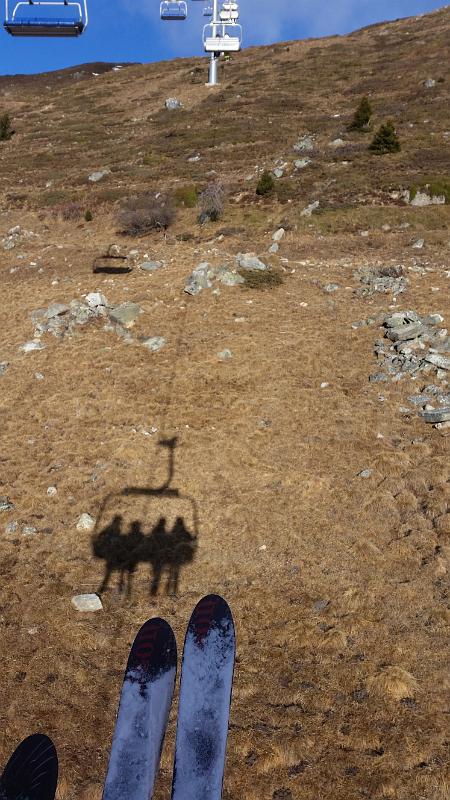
(314, 599), (330, 611)
(386, 322), (424, 342)
(369, 373), (388, 382)
(20, 341), (46, 353)
(140, 261), (164, 272)
(236, 253), (267, 271)
(0, 496), (14, 512)
(141, 336), (166, 352)
(294, 158), (311, 169)
(184, 262), (214, 295)
(269, 242), (279, 254)
(5, 521), (18, 534)
(352, 320), (369, 330)
(412, 239), (424, 249)
(108, 303), (142, 328)
(421, 407), (450, 423)
(22, 525), (37, 535)
(408, 394), (430, 406)
(423, 313), (444, 325)
(410, 190), (445, 206)
(330, 138), (345, 147)
(165, 97), (183, 110)
(323, 283), (340, 293)
(293, 135), (314, 153)
(358, 469), (373, 478)
(272, 228), (285, 242)
(0, 362), (8, 375)
(45, 303), (70, 319)
(76, 513), (96, 532)
(424, 353), (450, 370)
(424, 78), (436, 88)
(71, 593), (103, 612)
(216, 268), (245, 286)
(86, 292), (108, 309)
(88, 169), (110, 182)
(218, 349), (232, 361)
(35, 372), (44, 380)
(384, 311), (419, 327)
(301, 200), (320, 217)
(273, 168), (284, 178)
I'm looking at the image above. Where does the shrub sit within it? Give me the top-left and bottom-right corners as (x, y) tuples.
(348, 96), (372, 131)
(239, 268), (284, 290)
(198, 181), (225, 223)
(61, 202), (84, 221)
(117, 192), (176, 235)
(0, 113), (14, 141)
(256, 171), (275, 196)
(173, 184), (198, 208)
(369, 121), (401, 154)
(85, 209), (93, 222)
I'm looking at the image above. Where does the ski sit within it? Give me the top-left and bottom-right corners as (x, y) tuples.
(0, 734), (58, 800)
(171, 594), (235, 800)
(103, 617), (177, 800)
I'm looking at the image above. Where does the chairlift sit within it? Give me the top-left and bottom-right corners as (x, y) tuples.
(160, 0), (187, 20)
(219, 8), (239, 21)
(203, 4), (212, 17)
(4, 0), (88, 36)
(203, 21), (242, 52)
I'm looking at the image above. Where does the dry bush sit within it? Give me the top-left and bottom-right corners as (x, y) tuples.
(367, 666), (419, 700)
(198, 181), (225, 223)
(117, 193), (175, 235)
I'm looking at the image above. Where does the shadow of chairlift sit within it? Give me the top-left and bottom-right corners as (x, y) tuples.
(92, 253), (132, 275)
(3, 0), (88, 36)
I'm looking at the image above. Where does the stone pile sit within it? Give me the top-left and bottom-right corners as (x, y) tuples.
(2, 225), (38, 251)
(355, 265), (408, 296)
(184, 260), (248, 296)
(370, 310), (449, 427)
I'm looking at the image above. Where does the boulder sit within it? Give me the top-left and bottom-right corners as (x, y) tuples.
(236, 253), (267, 271)
(71, 594), (103, 612)
(108, 303), (142, 328)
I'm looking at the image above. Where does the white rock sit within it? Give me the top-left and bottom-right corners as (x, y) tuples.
(20, 341), (46, 353)
(71, 594), (103, 612)
(272, 228), (285, 242)
(301, 201), (319, 217)
(141, 336), (166, 352)
(76, 512), (96, 532)
(47, 486), (57, 497)
(86, 292), (108, 308)
(412, 239), (424, 249)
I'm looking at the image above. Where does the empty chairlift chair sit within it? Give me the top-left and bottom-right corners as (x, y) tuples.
(220, 1), (239, 21)
(4, 0), (88, 36)
(160, 1), (187, 20)
(203, 21), (242, 52)
(203, 4), (213, 17)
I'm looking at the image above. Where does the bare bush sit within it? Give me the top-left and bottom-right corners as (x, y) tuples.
(117, 193), (176, 235)
(198, 181), (225, 223)
(50, 202), (84, 221)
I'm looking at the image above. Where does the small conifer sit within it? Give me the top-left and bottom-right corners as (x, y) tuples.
(369, 121), (401, 155)
(256, 171), (275, 196)
(348, 97), (372, 131)
(0, 113), (14, 141)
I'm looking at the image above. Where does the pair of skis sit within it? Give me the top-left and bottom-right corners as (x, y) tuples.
(104, 594), (235, 800)
(0, 595), (235, 800)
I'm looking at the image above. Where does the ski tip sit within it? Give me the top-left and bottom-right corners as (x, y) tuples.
(127, 617), (177, 677)
(1, 733), (58, 800)
(188, 594), (235, 646)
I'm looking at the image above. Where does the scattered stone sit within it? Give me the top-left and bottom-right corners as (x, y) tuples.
(88, 169), (111, 182)
(188, 154), (201, 163)
(320, 382), (329, 389)
(294, 158), (311, 169)
(20, 341), (46, 353)
(216, 268), (245, 286)
(0, 497), (14, 512)
(45, 303), (70, 319)
(269, 243), (279, 254)
(358, 469), (373, 478)
(301, 200), (320, 217)
(5, 521), (18, 534)
(421, 407), (450, 423)
(35, 372), (44, 380)
(236, 253), (267, 271)
(272, 228), (285, 242)
(184, 262), (214, 295)
(330, 138), (345, 148)
(323, 283), (340, 293)
(140, 261), (164, 272)
(141, 336), (166, 352)
(314, 599), (330, 611)
(355, 265), (407, 297)
(22, 525), (37, 535)
(0, 362), (9, 375)
(293, 135), (314, 153)
(218, 349), (233, 361)
(165, 97), (183, 110)
(410, 189), (445, 206)
(424, 353), (449, 370)
(76, 513), (96, 532)
(412, 239), (424, 249)
(47, 486), (57, 497)
(71, 594), (103, 612)
(107, 303), (142, 328)
(86, 292), (108, 309)
(424, 78), (436, 88)
(408, 394), (430, 407)
(369, 373), (388, 382)
(386, 322), (425, 342)
(273, 167), (284, 178)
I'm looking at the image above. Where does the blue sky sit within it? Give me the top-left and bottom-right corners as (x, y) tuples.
(0, 0), (445, 75)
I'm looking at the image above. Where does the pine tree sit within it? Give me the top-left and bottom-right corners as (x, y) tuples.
(0, 113), (14, 141)
(348, 96), (372, 131)
(256, 170), (275, 196)
(369, 121), (401, 155)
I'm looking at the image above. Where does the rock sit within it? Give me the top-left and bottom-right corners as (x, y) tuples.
(216, 267), (245, 286)
(369, 373), (388, 382)
(408, 394), (430, 406)
(22, 525), (37, 535)
(44, 303), (69, 320)
(293, 135), (314, 153)
(76, 513), (96, 532)
(85, 292), (108, 309)
(424, 78), (436, 88)
(358, 469), (373, 478)
(218, 349), (232, 361)
(71, 593), (103, 612)
(301, 200), (319, 217)
(35, 372), (44, 380)
(412, 239), (424, 249)
(184, 262), (214, 295)
(386, 322), (425, 342)
(269, 243), (279, 254)
(47, 486), (57, 497)
(272, 228), (285, 242)
(294, 158), (311, 169)
(323, 283), (340, 293)
(140, 261), (164, 272)
(0, 362), (8, 376)
(236, 253), (267, 271)
(410, 190), (445, 206)
(20, 341), (46, 353)
(330, 138), (345, 147)
(421, 407), (450, 423)
(108, 303), (142, 328)
(88, 169), (111, 182)
(141, 336), (166, 352)
(314, 599), (330, 611)
(424, 353), (450, 370)
(188, 154), (201, 163)
(5, 521), (18, 534)
(165, 97), (183, 110)
(424, 314), (444, 325)
(0, 496), (14, 512)
(273, 168), (284, 178)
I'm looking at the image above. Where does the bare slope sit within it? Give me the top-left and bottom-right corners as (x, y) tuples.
(0, 7), (449, 800)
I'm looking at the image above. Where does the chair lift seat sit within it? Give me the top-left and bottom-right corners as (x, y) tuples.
(4, 16), (84, 35)
(204, 35), (240, 52)
(160, 1), (187, 20)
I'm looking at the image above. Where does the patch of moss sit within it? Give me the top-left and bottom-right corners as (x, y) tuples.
(173, 184), (198, 208)
(239, 268), (284, 290)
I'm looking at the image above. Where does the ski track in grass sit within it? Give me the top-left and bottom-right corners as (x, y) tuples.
(103, 665), (175, 800)
(172, 622), (234, 800)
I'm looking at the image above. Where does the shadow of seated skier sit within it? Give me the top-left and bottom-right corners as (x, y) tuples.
(148, 515), (197, 597)
(93, 515), (145, 597)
